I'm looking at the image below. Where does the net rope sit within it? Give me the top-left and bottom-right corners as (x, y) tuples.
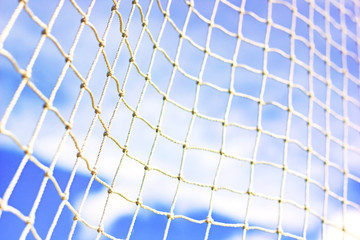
(0, 0), (360, 239)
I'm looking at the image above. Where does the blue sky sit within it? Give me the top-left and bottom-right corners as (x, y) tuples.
(1, 0), (360, 239)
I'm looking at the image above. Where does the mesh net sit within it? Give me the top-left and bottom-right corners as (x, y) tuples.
(0, 0), (360, 239)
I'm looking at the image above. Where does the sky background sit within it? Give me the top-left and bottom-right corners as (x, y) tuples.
(1, 0), (360, 239)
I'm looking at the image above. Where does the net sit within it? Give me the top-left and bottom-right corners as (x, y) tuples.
(0, 0), (360, 239)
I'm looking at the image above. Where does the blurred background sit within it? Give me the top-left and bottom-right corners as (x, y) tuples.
(0, 0), (360, 239)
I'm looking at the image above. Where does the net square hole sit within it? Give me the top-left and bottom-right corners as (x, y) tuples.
(271, 3), (293, 29)
(169, 71), (196, 109)
(264, 77), (289, 107)
(241, 14), (267, 43)
(286, 142), (308, 176)
(234, 67), (263, 98)
(214, 1), (239, 33)
(160, 102), (193, 142)
(269, 27), (290, 55)
(189, 117), (223, 150)
(225, 126), (257, 160)
(257, 134), (284, 165)
(311, 127), (326, 157)
(217, 157), (251, 192)
(202, 55), (231, 89)
(186, 11), (209, 47)
(267, 51), (291, 81)
(178, 39), (205, 77)
(252, 163), (283, 198)
(228, 95), (259, 128)
(237, 41), (264, 71)
(247, 195), (279, 230)
(209, 27), (237, 60)
(290, 114), (308, 147)
(197, 85), (229, 119)
(292, 87), (309, 117)
(292, 63), (309, 90)
(159, 21), (181, 60)
(182, 149), (219, 186)
(261, 103), (288, 136)
(312, 102), (325, 128)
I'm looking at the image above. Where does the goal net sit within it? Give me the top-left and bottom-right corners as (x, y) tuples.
(0, 0), (360, 239)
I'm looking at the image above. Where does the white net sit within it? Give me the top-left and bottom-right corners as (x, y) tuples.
(0, 0), (360, 239)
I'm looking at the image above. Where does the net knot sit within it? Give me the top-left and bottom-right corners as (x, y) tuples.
(42, 28), (49, 35)
(81, 17), (87, 23)
(24, 148), (33, 156)
(183, 144), (187, 149)
(119, 91), (125, 98)
(205, 217), (213, 224)
(304, 205), (309, 211)
(211, 185), (216, 191)
(98, 41), (105, 48)
(65, 55), (73, 63)
(144, 165), (150, 171)
(43, 102), (52, 109)
(177, 174), (183, 181)
(163, 96), (167, 101)
(167, 213), (174, 220)
(155, 126), (161, 133)
(145, 75), (150, 81)
(191, 109), (196, 115)
(122, 32), (128, 38)
(91, 168), (98, 176)
(142, 21), (148, 27)
(132, 112), (137, 117)
(153, 44), (158, 49)
(129, 57), (135, 62)
(21, 71), (31, 80)
(26, 217), (34, 226)
(135, 198), (142, 206)
(163, 12), (169, 18)
(122, 146), (128, 153)
(132, 0), (138, 4)
(103, 131), (109, 137)
(111, 5), (118, 11)
(44, 170), (52, 178)
(108, 188), (113, 194)
(94, 107), (101, 114)
(76, 152), (83, 158)
(61, 193), (69, 201)
(256, 126), (261, 132)
(247, 190), (254, 195)
(65, 122), (72, 130)
(80, 83), (86, 89)
(97, 225), (104, 233)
